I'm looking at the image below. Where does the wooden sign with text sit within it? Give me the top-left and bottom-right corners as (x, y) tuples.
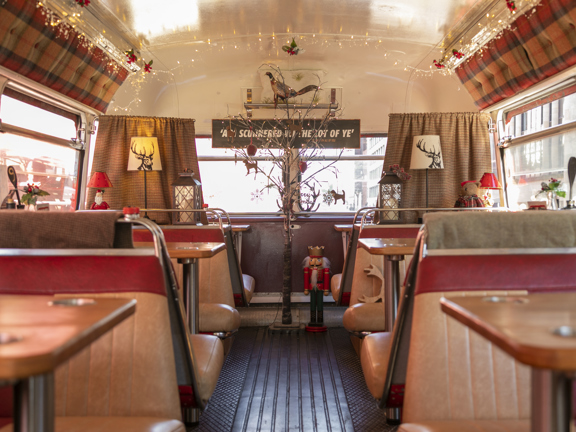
(212, 119), (360, 149)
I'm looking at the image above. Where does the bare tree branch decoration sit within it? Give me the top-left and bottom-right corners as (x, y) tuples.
(227, 65), (345, 325)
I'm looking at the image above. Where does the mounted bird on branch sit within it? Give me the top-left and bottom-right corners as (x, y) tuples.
(265, 72), (319, 107)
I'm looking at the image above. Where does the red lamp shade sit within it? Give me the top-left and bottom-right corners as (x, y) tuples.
(479, 172), (502, 190)
(87, 172), (113, 188)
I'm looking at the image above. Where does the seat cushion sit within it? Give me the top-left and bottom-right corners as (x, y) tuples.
(242, 274), (256, 304)
(398, 420), (530, 432)
(331, 273), (342, 302)
(199, 303), (241, 332)
(0, 417), (185, 432)
(343, 302), (386, 332)
(191, 334), (224, 406)
(360, 332), (392, 399)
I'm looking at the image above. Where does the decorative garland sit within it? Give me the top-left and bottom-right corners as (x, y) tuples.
(75, 0), (90, 7)
(282, 38), (304, 56)
(124, 50), (153, 73)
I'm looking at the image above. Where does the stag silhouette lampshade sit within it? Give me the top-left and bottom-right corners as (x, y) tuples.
(128, 137), (162, 216)
(410, 135), (443, 208)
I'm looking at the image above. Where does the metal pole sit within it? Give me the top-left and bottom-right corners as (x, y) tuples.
(531, 368), (572, 432)
(14, 373), (54, 432)
(180, 258), (200, 335)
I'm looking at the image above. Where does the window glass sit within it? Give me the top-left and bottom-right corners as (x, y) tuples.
(0, 96), (80, 211)
(0, 134), (79, 210)
(503, 130), (575, 210)
(1, 96), (77, 141)
(506, 93), (576, 138)
(196, 136), (386, 213)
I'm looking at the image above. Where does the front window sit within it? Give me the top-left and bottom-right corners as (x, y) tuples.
(197, 135), (386, 213)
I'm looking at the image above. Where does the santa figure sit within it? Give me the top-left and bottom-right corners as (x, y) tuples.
(90, 189), (110, 210)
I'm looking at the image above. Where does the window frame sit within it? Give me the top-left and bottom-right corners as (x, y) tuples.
(0, 67), (101, 210)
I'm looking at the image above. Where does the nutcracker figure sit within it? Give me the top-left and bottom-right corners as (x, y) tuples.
(302, 246), (331, 332)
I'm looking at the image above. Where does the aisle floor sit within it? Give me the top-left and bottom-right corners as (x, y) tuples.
(192, 327), (397, 432)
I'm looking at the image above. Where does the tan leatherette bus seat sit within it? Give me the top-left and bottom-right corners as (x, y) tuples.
(341, 224), (418, 356)
(366, 211), (576, 431)
(0, 212), (225, 432)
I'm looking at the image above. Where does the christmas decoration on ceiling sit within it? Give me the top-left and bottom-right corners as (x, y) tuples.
(282, 38), (304, 56)
(506, 0), (517, 12)
(433, 59), (446, 69)
(452, 49), (465, 59)
(144, 60), (153, 73)
(125, 49), (137, 64)
(75, 0), (90, 7)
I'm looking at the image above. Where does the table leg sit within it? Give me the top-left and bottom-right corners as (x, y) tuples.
(384, 255), (403, 332)
(179, 257), (200, 335)
(531, 368), (572, 432)
(14, 372), (54, 432)
(341, 232), (348, 258)
(235, 232), (243, 265)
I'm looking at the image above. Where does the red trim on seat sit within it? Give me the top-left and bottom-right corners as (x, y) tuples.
(233, 293), (244, 307)
(415, 254), (576, 296)
(341, 292), (351, 306)
(386, 384), (405, 408)
(133, 228), (225, 243)
(178, 385), (198, 408)
(0, 256), (167, 296)
(359, 227), (420, 239)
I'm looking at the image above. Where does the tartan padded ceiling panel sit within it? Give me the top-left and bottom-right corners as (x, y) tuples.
(455, 0), (576, 111)
(0, 0), (129, 113)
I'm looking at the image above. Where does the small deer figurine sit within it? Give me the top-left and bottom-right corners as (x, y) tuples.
(330, 190), (345, 204)
(415, 138), (443, 169)
(243, 159), (258, 178)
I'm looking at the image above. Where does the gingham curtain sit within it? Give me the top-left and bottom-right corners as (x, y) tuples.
(455, 0), (576, 110)
(384, 113), (491, 222)
(0, 0), (128, 113)
(89, 116), (203, 224)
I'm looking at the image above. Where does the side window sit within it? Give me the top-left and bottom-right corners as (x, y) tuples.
(0, 95), (81, 210)
(500, 90), (576, 210)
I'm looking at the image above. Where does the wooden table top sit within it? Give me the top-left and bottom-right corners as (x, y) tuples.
(231, 224), (250, 232)
(0, 295), (135, 379)
(357, 238), (417, 255)
(334, 225), (353, 232)
(135, 241), (226, 259)
(441, 292), (576, 371)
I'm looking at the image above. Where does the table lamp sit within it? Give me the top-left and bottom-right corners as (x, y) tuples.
(128, 137), (162, 218)
(410, 135), (443, 208)
(479, 172), (502, 207)
(87, 171), (113, 209)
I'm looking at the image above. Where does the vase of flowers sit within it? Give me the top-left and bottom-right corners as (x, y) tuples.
(536, 178), (565, 210)
(21, 183), (49, 211)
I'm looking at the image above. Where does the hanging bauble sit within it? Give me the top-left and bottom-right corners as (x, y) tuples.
(247, 143), (257, 156)
(299, 161), (308, 173)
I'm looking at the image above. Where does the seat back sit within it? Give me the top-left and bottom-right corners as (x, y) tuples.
(381, 211), (576, 422)
(0, 249), (182, 420)
(347, 224), (419, 307)
(133, 225), (240, 307)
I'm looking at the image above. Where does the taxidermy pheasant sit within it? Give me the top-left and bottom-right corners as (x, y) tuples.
(265, 72), (318, 107)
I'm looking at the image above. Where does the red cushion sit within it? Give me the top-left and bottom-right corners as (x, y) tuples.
(133, 228), (225, 243)
(0, 255), (166, 296)
(415, 254), (576, 296)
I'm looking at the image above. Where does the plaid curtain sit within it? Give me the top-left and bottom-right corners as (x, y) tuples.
(384, 113), (491, 222)
(0, 0), (128, 113)
(89, 116), (203, 224)
(456, 0), (576, 110)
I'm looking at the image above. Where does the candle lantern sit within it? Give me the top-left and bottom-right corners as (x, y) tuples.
(171, 169), (202, 224)
(375, 165), (411, 224)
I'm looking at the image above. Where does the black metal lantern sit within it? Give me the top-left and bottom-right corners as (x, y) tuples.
(375, 171), (403, 224)
(171, 169), (202, 224)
